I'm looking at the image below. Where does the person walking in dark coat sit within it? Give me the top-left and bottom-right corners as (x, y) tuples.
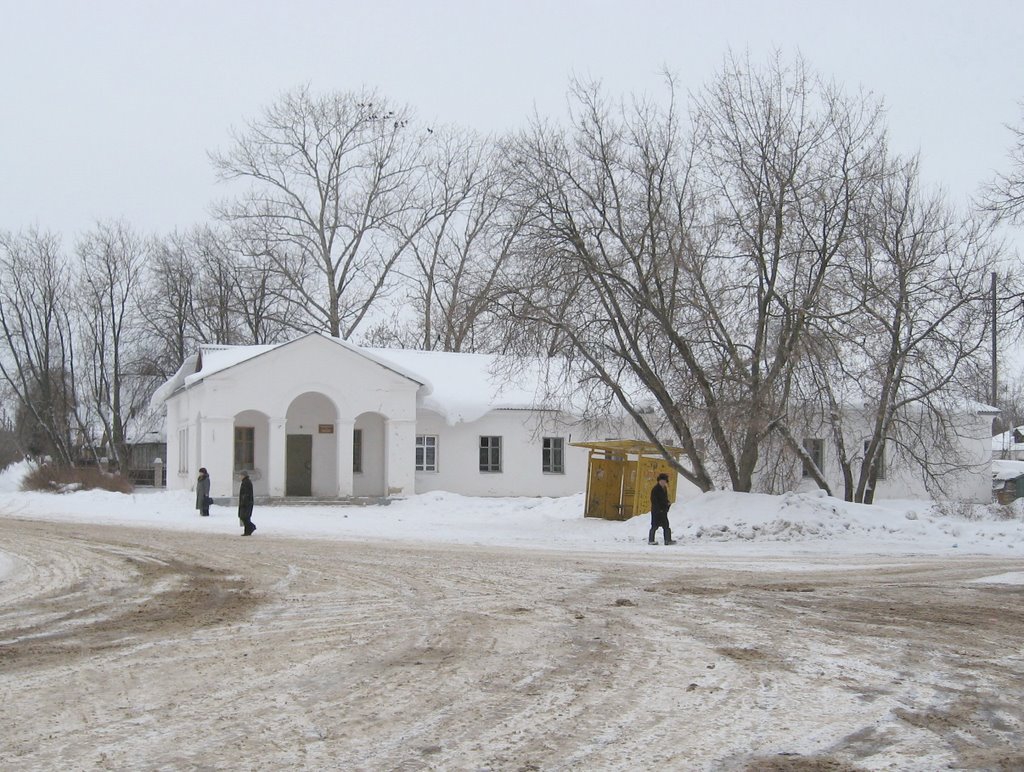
(196, 468), (211, 517)
(238, 470), (256, 535)
(649, 472), (676, 545)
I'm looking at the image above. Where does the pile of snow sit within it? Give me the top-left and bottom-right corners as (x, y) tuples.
(0, 461), (1022, 557)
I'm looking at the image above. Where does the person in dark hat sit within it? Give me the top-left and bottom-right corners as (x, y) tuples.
(196, 467), (211, 517)
(649, 472), (676, 545)
(238, 470), (256, 535)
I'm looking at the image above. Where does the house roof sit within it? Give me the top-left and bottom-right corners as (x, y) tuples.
(150, 333), (583, 426)
(570, 439), (685, 457)
(992, 425), (1024, 454)
(992, 458), (1024, 481)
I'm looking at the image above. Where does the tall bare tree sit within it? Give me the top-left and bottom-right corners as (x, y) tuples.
(76, 221), (154, 471)
(0, 229), (78, 463)
(802, 157), (997, 502)
(504, 54), (886, 492)
(381, 127), (525, 352)
(211, 86), (434, 339)
(983, 103), (1024, 224)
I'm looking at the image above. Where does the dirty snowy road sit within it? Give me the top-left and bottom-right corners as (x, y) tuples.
(1, 517), (1022, 771)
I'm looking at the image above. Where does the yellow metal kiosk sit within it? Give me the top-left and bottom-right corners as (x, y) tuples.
(571, 439), (684, 520)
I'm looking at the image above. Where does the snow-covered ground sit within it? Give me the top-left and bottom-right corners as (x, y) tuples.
(3, 460), (1024, 770)
(1, 460), (1022, 564)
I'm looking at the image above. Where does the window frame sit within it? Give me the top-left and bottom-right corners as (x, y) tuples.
(802, 438), (824, 478)
(234, 426), (255, 470)
(415, 434), (438, 472)
(479, 435), (502, 473)
(353, 428), (363, 474)
(178, 426), (189, 474)
(864, 440), (886, 480)
(542, 436), (565, 474)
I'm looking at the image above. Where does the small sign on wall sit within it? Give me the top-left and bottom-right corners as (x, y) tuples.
(318, 424), (334, 434)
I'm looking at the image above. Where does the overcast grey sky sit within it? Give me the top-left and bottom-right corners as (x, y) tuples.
(2, 0), (1023, 242)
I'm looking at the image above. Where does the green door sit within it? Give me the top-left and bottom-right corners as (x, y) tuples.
(286, 434), (313, 496)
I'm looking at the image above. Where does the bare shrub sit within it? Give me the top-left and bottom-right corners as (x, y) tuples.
(932, 499), (983, 520)
(21, 463), (134, 494)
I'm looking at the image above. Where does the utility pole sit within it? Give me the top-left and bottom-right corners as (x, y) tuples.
(992, 271), (998, 407)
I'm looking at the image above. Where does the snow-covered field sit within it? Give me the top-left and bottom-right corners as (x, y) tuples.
(2, 462), (1023, 770)
(2, 461), (1023, 561)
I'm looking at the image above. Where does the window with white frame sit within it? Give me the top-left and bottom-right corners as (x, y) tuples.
(542, 437), (565, 473)
(479, 436), (502, 473)
(416, 435), (438, 472)
(178, 427), (189, 474)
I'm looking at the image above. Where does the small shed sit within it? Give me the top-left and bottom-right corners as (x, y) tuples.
(992, 459), (1024, 504)
(571, 439), (684, 520)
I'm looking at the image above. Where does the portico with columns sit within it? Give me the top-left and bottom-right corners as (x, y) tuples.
(160, 333), (422, 500)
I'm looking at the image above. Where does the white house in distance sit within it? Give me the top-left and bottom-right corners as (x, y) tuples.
(152, 332), (625, 501)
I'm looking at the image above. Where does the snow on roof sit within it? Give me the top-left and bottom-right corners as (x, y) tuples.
(992, 425), (1024, 453)
(366, 348), (571, 425)
(151, 334), (577, 426)
(992, 458), (1024, 481)
(187, 343), (279, 383)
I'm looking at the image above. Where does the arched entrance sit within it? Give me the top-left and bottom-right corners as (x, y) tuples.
(233, 409), (270, 497)
(285, 392), (339, 497)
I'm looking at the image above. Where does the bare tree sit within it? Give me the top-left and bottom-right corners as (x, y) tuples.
(0, 229), (78, 464)
(211, 86), (435, 339)
(806, 157), (997, 502)
(504, 54), (886, 492)
(983, 103), (1024, 224)
(383, 128), (525, 352)
(76, 221), (154, 472)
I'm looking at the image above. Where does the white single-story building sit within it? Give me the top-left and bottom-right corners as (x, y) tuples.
(152, 332), (997, 504)
(152, 332), (627, 500)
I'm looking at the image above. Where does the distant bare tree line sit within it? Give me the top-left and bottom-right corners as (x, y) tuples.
(1, 52), (1021, 495)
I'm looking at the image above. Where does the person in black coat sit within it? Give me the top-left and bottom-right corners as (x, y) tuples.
(649, 472), (676, 545)
(195, 467), (211, 517)
(238, 470), (256, 536)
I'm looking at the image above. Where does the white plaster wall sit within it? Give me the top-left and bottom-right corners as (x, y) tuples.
(785, 409), (994, 503)
(413, 410), (616, 497)
(163, 335), (421, 499)
(353, 413), (386, 497)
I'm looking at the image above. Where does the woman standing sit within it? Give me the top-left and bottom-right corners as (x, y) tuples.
(196, 467), (211, 517)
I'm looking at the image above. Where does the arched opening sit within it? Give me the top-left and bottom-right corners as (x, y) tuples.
(233, 409), (270, 496)
(285, 392), (339, 497)
(353, 411), (386, 497)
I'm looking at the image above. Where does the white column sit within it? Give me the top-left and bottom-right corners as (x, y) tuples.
(268, 417), (287, 498)
(201, 416), (235, 498)
(336, 418), (354, 497)
(385, 418), (417, 497)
